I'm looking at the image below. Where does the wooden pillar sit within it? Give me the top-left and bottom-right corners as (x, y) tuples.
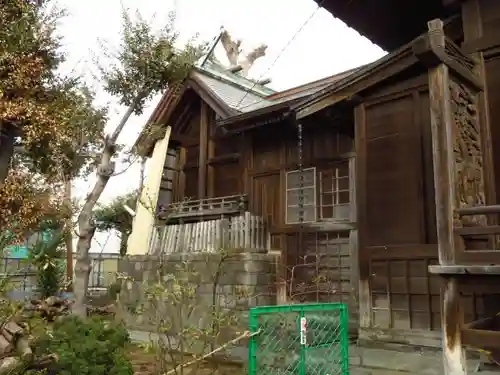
(198, 102), (208, 198)
(241, 132), (252, 199)
(207, 138), (215, 198)
(177, 147), (186, 201)
(354, 103), (371, 331)
(427, 19), (467, 375)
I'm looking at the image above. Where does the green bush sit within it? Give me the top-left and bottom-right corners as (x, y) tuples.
(34, 316), (133, 375)
(29, 231), (65, 298)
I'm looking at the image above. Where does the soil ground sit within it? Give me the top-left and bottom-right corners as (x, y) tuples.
(128, 330), (500, 374)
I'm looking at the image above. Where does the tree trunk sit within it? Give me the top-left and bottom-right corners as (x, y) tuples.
(0, 126), (14, 185)
(119, 231), (129, 257)
(137, 156), (147, 203)
(72, 103), (136, 317)
(63, 179), (74, 291)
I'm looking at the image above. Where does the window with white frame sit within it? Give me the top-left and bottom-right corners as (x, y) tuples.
(285, 160), (352, 224)
(285, 168), (317, 224)
(319, 161), (350, 221)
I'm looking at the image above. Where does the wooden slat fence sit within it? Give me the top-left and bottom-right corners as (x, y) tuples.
(149, 212), (269, 254)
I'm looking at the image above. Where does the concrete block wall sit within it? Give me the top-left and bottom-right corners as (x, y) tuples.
(116, 249), (278, 350)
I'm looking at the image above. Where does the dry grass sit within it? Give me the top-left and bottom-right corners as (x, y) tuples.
(127, 345), (245, 375)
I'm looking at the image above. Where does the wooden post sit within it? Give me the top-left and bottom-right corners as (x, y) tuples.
(198, 102), (209, 198)
(427, 19), (467, 375)
(207, 138), (215, 197)
(177, 147), (186, 201)
(354, 103), (371, 331)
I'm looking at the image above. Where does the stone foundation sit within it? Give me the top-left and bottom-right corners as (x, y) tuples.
(116, 249), (278, 350)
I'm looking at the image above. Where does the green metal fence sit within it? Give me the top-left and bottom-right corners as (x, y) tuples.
(248, 303), (349, 375)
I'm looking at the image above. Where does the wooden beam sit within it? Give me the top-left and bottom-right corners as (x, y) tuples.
(354, 103), (370, 331)
(428, 20), (457, 266)
(177, 147), (186, 201)
(462, 24), (500, 54)
(198, 101), (209, 198)
(429, 265), (500, 275)
(176, 97), (195, 136)
(295, 42), (417, 119)
(427, 19), (466, 375)
(207, 134), (215, 197)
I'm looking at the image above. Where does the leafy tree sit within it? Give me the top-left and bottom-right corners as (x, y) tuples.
(0, 169), (66, 240)
(93, 191), (137, 257)
(1, 0), (206, 316)
(73, 10), (206, 317)
(0, 0), (63, 183)
(29, 230), (66, 298)
(1, 1), (107, 250)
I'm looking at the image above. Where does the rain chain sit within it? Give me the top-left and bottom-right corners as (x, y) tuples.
(297, 122), (304, 228)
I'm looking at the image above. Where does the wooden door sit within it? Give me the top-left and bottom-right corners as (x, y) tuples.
(251, 173), (281, 228)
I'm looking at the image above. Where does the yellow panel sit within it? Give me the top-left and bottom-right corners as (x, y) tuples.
(128, 127), (172, 255)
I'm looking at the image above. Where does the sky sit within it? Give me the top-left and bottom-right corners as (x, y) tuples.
(55, 0), (386, 254)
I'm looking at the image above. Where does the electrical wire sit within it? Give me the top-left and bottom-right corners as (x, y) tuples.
(234, 0), (325, 109)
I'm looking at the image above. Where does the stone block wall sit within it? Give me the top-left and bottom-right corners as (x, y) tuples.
(116, 249), (278, 358)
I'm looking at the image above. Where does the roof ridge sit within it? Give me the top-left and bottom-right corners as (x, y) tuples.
(195, 60), (275, 97)
(267, 65), (365, 100)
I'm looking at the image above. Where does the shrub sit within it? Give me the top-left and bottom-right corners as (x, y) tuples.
(29, 231), (65, 298)
(34, 316), (133, 375)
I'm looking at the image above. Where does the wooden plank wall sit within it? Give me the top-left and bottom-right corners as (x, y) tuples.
(355, 64), (498, 346)
(167, 103), (359, 322)
(245, 122), (358, 320)
(355, 72), (446, 346)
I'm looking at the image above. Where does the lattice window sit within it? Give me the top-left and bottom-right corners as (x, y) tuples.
(319, 161), (350, 221)
(285, 168), (316, 224)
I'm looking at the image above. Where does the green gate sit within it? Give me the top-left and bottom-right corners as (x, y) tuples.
(248, 303), (349, 375)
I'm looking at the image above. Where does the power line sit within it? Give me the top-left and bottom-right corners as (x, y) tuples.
(234, 0), (325, 109)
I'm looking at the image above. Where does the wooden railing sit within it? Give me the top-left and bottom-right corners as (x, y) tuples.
(158, 194), (247, 221)
(149, 212), (269, 254)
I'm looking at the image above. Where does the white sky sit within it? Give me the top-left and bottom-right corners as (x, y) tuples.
(56, 0), (385, 253)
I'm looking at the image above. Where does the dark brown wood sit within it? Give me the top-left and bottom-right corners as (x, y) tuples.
(428, 20), (456, 266)
(198, 101), (208, 197)
(426, 19), (467, 375)
(429, 265), (500, 275)
(354, 103), (370, 330)
(295, 41), (419, 119)
(461, 0), (496, 207)
(313, 0), (448, 51)
(177, 147), (186, 201)
(462, 24), (500, 54)
(207, 115), (215, 198)
(144, 2), (500, 349)
(456, 205), (500, 215)
(454, 225), (500, 235)
(209, 153), (240, 165)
